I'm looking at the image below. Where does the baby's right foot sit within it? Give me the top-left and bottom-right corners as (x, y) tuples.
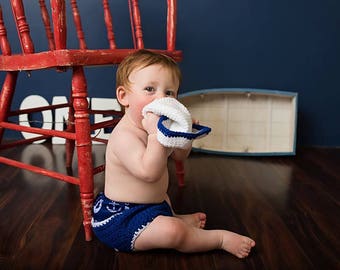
(221, 231), (256, 258)
(176, 212), (207, 229)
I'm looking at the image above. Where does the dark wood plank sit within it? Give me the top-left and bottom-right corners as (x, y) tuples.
(0, 145), (339, 269)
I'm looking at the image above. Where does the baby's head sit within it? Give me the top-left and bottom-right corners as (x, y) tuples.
(116, 49), (182, 91)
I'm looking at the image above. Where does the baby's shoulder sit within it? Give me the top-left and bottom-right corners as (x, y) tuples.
(109, 121), (145, 146)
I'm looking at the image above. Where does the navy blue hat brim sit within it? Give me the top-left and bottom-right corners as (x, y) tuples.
(157, 116), (211, 140)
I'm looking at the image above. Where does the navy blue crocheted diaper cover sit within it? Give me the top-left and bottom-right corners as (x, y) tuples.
(91, 192), (173, 252)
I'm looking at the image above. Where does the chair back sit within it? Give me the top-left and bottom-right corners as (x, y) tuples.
(0, 0), (182, 71)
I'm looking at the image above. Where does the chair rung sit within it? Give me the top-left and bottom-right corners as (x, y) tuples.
(91, 137), (108, 144)
(0, 156), (79, 185)
(0, 122), (76, 140)
(88, 109), (123, 116)
(90, 119), (120, 131)
(0, 135), (51, 150)
(9, 106), (121, 118)
(9, 103), (70, 116)
(93, 164), (105, 175)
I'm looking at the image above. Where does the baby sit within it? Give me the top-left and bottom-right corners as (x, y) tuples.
(91, 49), (255, 258)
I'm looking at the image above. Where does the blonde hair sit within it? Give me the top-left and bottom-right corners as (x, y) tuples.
(116, 49), (182, 89)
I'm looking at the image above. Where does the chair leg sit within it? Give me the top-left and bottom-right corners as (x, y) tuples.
(65, 96), (75, 169)
(0, 72), (18, 143)
(72, 66), (94, 241)
(175, 160), (185, 187)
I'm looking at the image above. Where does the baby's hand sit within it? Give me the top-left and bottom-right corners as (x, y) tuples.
(192, 118), (199, 125)
(142, 112), (160, 135)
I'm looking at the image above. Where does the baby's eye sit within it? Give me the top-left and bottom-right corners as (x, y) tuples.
(144, 86), (155, 93)
(165, 90), (175, 97)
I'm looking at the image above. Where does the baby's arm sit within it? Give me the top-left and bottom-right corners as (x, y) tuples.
(141, 133), (170, 180)
(138, 113), (174, 180)
(113, 132), (169, 182)
(108, 121), (169, 184)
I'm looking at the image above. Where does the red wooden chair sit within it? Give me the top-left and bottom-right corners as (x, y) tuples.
(0, 0), (184, 241)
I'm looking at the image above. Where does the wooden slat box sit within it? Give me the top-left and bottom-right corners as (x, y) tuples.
(179, 88), (298, 156)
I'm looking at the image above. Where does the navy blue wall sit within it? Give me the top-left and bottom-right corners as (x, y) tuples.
(1, 0), (339, 146)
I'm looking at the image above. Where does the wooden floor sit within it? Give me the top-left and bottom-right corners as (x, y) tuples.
(0, 144), (339, 270)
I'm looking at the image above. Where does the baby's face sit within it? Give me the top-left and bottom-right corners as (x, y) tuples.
(126, 64), (179, 126)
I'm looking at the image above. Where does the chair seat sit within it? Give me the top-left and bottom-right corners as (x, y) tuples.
(0, 49), (183, 71)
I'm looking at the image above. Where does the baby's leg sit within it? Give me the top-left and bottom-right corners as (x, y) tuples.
(134, 215), (255, 258)
(175, 213), (206, 229)
(165, 194), (206, 228)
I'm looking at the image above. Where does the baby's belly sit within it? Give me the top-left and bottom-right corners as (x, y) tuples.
(104, 176), (169, 204)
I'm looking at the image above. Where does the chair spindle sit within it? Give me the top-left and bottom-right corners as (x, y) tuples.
(167, 0), (176, 51)
(50, 0), (66, 50)
(0, 6), (11, 55)
(39, 0), (55, 51)
(102, 0), (116, 49)
(70, 0), (87, 50)
(10, 0), (34, 54)
(129, 0), (144, 49)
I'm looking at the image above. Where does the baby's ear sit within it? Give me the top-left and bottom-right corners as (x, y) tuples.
(116, 86), (129, 107)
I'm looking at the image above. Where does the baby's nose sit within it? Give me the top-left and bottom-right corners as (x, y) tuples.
(156, 92), (167, 99)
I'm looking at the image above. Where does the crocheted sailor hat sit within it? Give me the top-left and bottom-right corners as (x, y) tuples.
(142, 97), (211, 149)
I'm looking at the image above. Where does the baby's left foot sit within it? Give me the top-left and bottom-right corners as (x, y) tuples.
(221, 231), (256, 258)
(176, 212), (207, 229)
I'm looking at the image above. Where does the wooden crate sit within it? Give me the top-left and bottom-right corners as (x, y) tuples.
(180, 88), (298, 156)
